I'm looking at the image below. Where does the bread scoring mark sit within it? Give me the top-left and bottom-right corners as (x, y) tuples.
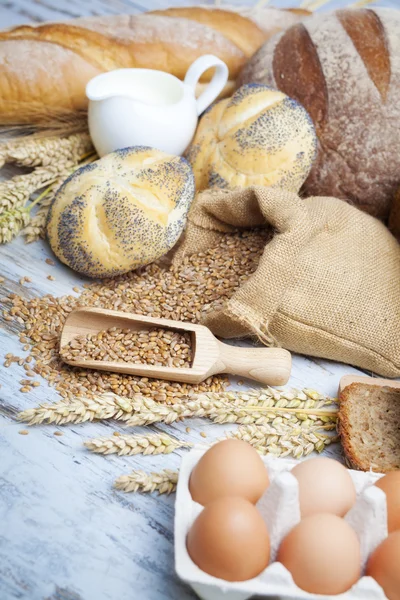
(0, 24), (126, 71)
(337, 9), (390, 103)
(230, 96), (317, 184)
(227, 83), (271, 107)
(272, 23), (328, 133)
(208, 171), (228, 189)
(57, 196), (100, 278)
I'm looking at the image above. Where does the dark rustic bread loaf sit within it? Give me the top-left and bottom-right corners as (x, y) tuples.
(338, 383), (400, 473)
(238, 8), (400, 221)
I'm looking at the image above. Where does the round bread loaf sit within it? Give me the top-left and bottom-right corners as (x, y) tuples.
(47, 147), (195, 278)
(186, 83), (317, 193)
(238, 8), (400, 220)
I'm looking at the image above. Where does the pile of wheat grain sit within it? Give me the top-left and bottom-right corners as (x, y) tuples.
(60, 326), (193, 368)
(3, 230), (269, 403)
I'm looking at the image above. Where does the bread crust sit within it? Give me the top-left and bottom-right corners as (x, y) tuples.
(338, 383), (369, 471)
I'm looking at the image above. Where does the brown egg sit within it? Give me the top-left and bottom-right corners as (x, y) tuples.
(277, 513), (361, 595)
(187, 496), (270, 582)
(374, 472), (400, 533)
(291, 457), (356, 517)
(366, 531), (400, 600)
(189, 439), (269, 506)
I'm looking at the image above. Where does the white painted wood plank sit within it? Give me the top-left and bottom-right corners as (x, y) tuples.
(0, 231), (380, 600)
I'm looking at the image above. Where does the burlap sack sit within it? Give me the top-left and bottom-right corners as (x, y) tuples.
(173, 187), (400, 377)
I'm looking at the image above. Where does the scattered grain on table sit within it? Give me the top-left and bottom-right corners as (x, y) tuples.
(18, 430), (29, 435)
(3, 230), (269, 403)
(45, 259), (55, 266)
(19, 277), (31, 285)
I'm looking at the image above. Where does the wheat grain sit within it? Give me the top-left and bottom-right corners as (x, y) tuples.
(114, 469), (178, 494)
(85, 432), (192, 456)
(61, 327), (193, 368)
(7, 231), (265, 403)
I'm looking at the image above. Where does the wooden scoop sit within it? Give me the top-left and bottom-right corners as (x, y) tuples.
(60, 308), (291, 386)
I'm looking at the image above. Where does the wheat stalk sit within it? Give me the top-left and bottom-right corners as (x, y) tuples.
(2, 133), (92, 168)
(23, 191), (56, 243)
(0, 133), (95, 244)
(0, 168), (58, 212)
(232, 423), (338, 459)
(22, 154), (96, 243)
(0, 206), (31, 244)
(17, 393), (136, 426)
(18, 388), (337, 427)
(85, 432), (192, 456)
(114, 469), (179, 494)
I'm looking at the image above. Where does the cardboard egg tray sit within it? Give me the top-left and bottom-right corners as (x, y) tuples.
(175, 450), (389, 600)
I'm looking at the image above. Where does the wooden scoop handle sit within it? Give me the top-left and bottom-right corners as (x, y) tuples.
(216, 342), (291, 386)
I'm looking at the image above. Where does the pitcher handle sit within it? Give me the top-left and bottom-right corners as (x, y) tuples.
(184, 55), (229, 116)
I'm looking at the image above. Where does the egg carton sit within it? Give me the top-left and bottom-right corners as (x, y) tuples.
(174, 449), (389, 600)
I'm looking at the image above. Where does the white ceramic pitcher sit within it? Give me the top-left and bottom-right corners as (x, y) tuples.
(86, 55), (229, 157)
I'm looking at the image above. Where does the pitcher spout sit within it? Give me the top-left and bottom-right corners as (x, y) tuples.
(86, 68), (185, 106)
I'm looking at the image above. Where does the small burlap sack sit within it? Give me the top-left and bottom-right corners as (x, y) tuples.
(173, 187), (400, 377)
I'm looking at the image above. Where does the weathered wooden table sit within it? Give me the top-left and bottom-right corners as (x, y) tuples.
(0, 1), (397, 600)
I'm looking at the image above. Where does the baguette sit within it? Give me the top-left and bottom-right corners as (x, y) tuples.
(338, 383), (400, 473)
(0, 6), (307, 125)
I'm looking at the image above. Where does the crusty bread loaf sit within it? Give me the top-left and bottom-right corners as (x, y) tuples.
(238, 8), (400, 221)
(0, 6), (306, 125)
(47, 147), (194, 278)
(338, 383), (400, 473)
(186, 84), (317, 193)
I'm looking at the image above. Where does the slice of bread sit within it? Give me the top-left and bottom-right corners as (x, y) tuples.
(338, 383), (400, 473)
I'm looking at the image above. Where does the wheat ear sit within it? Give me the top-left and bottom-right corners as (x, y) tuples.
(0, 133), (95, 244)
(232, 424), (339, 459)
(85, 432), (192, 456)
(115, 469), (179, 494)
(18, 389), (338, 427)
